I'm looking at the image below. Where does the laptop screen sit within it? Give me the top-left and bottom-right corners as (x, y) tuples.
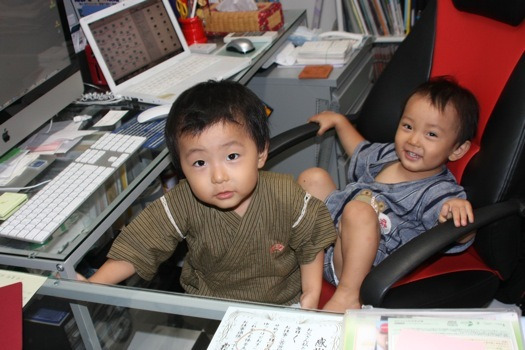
(86, 0), (184, 85)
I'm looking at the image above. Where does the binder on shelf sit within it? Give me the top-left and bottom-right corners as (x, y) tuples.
(360, 0), (380, 35)
(345, 0), (407, 38)
(404, 0), (412, 34)
(352, 0), (370, 34)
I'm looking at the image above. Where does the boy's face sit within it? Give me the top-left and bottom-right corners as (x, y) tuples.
(178, 121), (268, 216)
(394, 93), (469, 180)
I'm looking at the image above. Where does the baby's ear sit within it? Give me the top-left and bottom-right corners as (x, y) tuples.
(449, 140), (471, 161)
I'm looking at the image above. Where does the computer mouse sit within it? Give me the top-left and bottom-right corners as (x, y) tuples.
(226, 38), (255, 54)
(137, 104), (171, 123)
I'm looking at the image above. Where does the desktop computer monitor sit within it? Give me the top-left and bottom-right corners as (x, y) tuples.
(0, 0), (84, 157)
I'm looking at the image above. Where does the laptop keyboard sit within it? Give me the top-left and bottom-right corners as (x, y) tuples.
(131, 55), (221, 96)
(114, 117), (166, 149)
(0, 133), (146, 244)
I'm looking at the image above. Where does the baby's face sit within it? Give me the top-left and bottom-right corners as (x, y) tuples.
(178, 121), (267, 216)
(394, 93), (462, 180)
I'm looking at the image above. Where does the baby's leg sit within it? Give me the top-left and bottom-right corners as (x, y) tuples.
(298, 167), (336, 201)
(323, 200), (380, 313)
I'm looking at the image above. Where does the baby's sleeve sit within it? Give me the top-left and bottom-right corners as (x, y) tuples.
(420, 181), (466, 231)
(419, 181), (473, 254)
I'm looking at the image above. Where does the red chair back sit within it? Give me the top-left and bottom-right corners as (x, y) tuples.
(432, 0), (525, 182)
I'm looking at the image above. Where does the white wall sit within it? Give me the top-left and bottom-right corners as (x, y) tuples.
(279, 0), (340, 32)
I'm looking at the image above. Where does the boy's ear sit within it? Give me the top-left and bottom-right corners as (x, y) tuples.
(449, 140), (471, 161)
(257, 143), (269, 168)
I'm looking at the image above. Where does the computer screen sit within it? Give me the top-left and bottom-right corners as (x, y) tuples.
(0, 0), (84, 157)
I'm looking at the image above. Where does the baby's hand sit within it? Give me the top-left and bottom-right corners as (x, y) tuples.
(308, 111), (346, 136)
(439, 198), (474, 227)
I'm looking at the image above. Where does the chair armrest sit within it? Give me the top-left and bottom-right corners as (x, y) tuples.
(268, 123), (320, 159)
(360, 198), (525, 306)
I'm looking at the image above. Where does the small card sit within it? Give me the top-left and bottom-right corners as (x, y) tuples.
(94, 110), (128, 127)
(298, 64), (334, 79)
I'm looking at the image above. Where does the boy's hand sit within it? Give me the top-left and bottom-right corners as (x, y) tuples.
(76, 272), (88, 282)
(439, 198), (474, 227)
(300, 290), (319, 310)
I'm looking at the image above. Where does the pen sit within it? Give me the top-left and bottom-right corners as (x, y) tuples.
(190, 0), (198, 18)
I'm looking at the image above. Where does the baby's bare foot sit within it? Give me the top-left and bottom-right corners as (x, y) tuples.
(322, 294), (361, 313)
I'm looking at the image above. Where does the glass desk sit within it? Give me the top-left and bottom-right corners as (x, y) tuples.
(0, 9), (307, 279)
(24, 277), (342, 349)
(21, 278), (525, 350)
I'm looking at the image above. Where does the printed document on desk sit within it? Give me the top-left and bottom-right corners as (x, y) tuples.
(80, 0), (251, 105)
(208, 306), (343, 350)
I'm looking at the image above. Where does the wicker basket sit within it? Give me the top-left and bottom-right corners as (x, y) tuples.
(202, 2), (284, 35)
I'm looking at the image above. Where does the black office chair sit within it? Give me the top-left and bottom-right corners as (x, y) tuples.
(268, 0), (525, 308)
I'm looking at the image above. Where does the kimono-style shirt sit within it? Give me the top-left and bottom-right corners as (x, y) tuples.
(108, 171), (336, 305)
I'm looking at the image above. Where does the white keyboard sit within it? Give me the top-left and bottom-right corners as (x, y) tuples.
(0, 133), (146, 244)
(132, 55), (221, 95)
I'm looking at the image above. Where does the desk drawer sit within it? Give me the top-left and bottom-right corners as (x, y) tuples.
(332, 53), (374, 115)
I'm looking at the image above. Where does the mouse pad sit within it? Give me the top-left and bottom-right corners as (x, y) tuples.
(214, 41), (271, 62)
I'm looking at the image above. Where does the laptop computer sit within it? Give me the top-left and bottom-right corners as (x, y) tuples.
(79, 0), (251, 105)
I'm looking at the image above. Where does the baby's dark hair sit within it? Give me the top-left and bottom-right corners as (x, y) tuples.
(410, 76), (479, 145)
(164, 80), (270, 171)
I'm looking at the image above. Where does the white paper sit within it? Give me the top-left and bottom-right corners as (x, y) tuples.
(208, 306), (343, 350)
(216, 0), (257, 12)
(94, 110), (128, 127)
(275, 42), (298, 66)
(0, 269), (47, 306)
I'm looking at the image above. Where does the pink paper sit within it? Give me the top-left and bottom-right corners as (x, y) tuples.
(395, 329), (485, 350)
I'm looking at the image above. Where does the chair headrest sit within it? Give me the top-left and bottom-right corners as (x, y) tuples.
(453, 0), (525, 26)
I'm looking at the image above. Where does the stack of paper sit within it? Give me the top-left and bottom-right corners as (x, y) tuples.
(342, 307), (524, 350)
(296, 40), (357, 65)
(208, 306), (343, 350)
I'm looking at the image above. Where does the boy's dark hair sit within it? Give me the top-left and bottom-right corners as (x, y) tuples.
(411, 76), (479, 145)
(164, 80), (270, 172)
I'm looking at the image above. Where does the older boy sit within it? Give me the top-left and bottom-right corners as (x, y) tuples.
(79, 80), (336, 309)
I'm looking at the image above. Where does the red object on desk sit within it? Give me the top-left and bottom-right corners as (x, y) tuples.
(0, 282), (23, 349)
(179, 16), (208, 44)
(85, 44), (108, 86)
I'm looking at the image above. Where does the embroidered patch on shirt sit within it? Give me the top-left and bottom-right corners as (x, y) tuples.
(378, 212), (391, 234)
(270, 243), (285, 253)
